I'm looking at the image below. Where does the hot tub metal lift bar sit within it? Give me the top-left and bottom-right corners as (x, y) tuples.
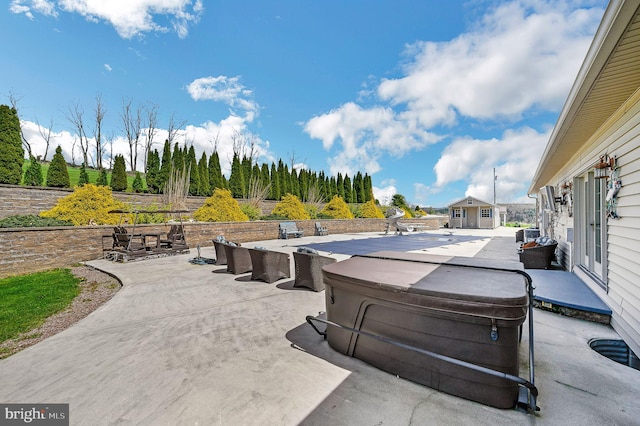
(306, 255), (539, 414)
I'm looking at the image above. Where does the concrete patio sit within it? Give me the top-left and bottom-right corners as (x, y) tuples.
(0, 227), (638, 425)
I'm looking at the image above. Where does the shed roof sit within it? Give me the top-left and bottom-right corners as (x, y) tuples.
(447, 196), (494, 208)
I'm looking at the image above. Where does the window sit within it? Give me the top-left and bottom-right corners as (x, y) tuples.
(467, 198), (473, 205)
(481, 208), (492, 218)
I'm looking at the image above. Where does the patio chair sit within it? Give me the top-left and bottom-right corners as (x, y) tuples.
(160, 224), (189, 253)
(212, 237), (228, 265)
(315, 222), (329, 236)
(112, 226), (146, 252)
(293, 248), (337, 291)
(248, 248), (291, 283)
(224, 242), (253, 274)
(515, 229), (524, 242)
(518, 237), (558, 269)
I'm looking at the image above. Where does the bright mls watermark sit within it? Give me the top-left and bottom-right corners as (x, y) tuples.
(1, 404), (68, 425)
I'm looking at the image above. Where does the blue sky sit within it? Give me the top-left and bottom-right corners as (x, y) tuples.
(3, 0), (607, 207)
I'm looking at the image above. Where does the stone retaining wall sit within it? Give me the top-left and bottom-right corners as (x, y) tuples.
(0, 184), (283, 219)
(0, 217), (441, 278)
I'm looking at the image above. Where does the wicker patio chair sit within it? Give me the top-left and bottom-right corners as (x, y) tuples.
(248, 248), (291, 283)
(293, 248), (337, 291)
(224, 243), (253, 274)
(518, 242), (558, 269)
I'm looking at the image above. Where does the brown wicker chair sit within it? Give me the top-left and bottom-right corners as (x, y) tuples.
(519, 242), (557, 269)
(248, 248), (291, 283)
(224, 243), (253, 274)
(213, 240), (228, 265)
(293, 250), (337, 291)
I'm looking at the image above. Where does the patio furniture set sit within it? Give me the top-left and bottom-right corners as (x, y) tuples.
(213, 236), (335, 289)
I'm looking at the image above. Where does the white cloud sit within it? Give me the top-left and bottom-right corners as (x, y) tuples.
(378, 1), (602, 125)
(104, 63), (112, 72)
(10, 0), (57, 19)
(373, 184), (396, 207)
(432, 126), (550, 203)
(187, 75), (259, 121)
(304, 102), (440, 177)
(303, 0), (603, 203)
(10, 0), (203, 39)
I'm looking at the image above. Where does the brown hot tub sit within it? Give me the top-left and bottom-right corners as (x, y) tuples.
(320, 251), (532, 409)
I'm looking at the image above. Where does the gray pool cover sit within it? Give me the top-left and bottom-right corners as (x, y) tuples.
(298, 233), (483, 256)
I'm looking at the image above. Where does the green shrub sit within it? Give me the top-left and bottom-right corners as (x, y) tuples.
(96, 168), (108, 186)
(271, 193), (310, 220)
(136, 204), (170, 224)
(0, 215), (72, 228)
(360, 200), (385, 218)
(46, 146), (71, 188)
(0, 105), (24, 185)
(40, 184), (127, 226)
(321, 195), (353, 219)
(260, 213), (288, 221)
(110, 155), (128, 191)
(77, 163), (90, 186)
(240, 203), (261, 221)
(193, 188), (249, 222)
(132, 172), (144, 193)
(23, 156), (43, 187)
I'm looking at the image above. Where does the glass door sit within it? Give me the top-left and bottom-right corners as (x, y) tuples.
(579, 172), (606, 285)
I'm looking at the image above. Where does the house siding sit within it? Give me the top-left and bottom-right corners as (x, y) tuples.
(542, 98), (640, 355)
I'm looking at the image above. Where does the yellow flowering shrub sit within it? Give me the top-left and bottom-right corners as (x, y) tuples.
(272, 193), (311, 220)
(321, 195), (353, 219)
(193, 188), (249, 222)
(360, 200), (385, 218)
(40, 184), (127, 226)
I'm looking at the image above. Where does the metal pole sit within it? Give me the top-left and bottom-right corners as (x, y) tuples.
(494, 167), (497, 206)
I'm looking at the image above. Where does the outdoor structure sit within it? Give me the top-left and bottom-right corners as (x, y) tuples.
(528, 0), (640, 355)
(447, 196), (500, 229)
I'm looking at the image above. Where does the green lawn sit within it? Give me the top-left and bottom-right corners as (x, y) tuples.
(0, 269), (81, 344)
(23, 160), (147, 192)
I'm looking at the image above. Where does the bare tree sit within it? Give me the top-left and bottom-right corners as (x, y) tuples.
(93, 94), (106, 169)
(66, 101), (91, 166)
(167, 113), (187, 145)
(71, 137), (78, 167)
(143, 103), (159, 172)
(106, 132), (115, 169)
(120, 98), (143, 172)
(35, 116), (55, 161)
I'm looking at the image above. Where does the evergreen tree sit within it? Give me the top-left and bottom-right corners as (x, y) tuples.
(132, 171), (144, 193)
(0, 105), (24, 185)
(46, 146), (71, 188)
(270, 162), (280, 200)
(158, 140), (172, 192)
(290, 168), (300, 198)
(241, 155), (252, 197)
(299, 169), (308, 201)
(260, 163), (270, 191)
(336, 173), (345, 199)
(23, 156), (43, 186)
(145, 149), (160, 193)
(110, 154), (128, 191)
(344, 174), (353, 203)
(208, 150), (224, 190)
(198, 152), (211, 196)
(187, 145), (200, 196)
(228, 153), (244, 198)
(364, 174), (374, 202)
(172, 142), (184, 174)
(78, 163), (90, 186)
(354, 172), (365, 203)
(96, 168), (108, 186)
